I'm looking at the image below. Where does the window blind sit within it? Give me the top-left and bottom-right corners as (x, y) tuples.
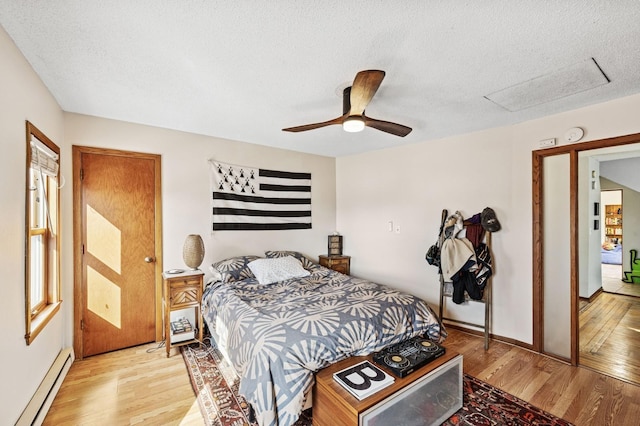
(30, 136), (59, 177)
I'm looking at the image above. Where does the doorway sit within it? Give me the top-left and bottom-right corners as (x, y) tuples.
(532, 132), (640, 369)
(73, 146), (163, 359)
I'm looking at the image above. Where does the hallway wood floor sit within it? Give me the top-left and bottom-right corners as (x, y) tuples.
(580, 290), (640, 385)
(44, 329), (640, 426)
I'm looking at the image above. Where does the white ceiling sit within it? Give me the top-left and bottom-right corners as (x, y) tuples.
(2, 1), (640, 157)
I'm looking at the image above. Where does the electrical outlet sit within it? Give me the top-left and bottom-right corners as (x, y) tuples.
(395, 223), (401, 234)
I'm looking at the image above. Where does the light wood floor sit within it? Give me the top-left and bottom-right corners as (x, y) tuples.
(43, 344), (204, 425)
(44, 329), (640, 426)
(580, 290), (640, 384)
(445, 330), (640, 426)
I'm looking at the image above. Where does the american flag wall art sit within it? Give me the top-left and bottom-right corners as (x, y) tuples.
(210, 160), (312, 231)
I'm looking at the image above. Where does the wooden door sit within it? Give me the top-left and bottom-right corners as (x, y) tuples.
(79, 150), (159, 357)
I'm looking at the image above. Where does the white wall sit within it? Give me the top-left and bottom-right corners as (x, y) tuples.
(602, 157), (640, 192)
(336, 92), (640, 345)
(578, 156), (603, 299)
(0, 25), (65, 423)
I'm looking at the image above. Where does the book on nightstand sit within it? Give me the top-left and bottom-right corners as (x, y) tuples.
(170, 317), (195, 344)
(333, 360), (394, 400)
(171, 317), (193, 334)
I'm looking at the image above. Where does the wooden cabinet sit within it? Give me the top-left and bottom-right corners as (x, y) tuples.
(162, 270), (204, 357)
(604, 204), (622, 243)
(313, 350), (462, 426)
(319, 255), (350, 275)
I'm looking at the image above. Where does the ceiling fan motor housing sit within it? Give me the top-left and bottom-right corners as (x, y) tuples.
(343, 86), (353, 115)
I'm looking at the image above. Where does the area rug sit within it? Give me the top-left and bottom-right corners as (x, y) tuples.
(182, 341), (573, 426)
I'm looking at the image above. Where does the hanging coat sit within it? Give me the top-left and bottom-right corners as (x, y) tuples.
(440, 236), (477, 281)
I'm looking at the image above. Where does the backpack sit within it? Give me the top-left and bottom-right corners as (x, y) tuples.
(425, 209), (448, 268)
(474, 243), (492, 290)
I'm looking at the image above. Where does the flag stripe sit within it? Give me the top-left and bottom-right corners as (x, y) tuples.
(260, 183), (311, 192)
(213, 207), (311, 217)
(213, 191), (310, 205)
(212, 222), (312, 231)
(213, 215), (311, 224)
(260, 169), (311, 180)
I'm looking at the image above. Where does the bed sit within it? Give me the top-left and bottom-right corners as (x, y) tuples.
(601, 242), (622, 265)
(202, 251), (446, 426)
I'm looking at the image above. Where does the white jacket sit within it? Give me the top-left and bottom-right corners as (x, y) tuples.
(440, 211), (478, 281)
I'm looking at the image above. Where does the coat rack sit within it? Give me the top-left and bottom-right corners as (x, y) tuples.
(438, 225), (493, 350)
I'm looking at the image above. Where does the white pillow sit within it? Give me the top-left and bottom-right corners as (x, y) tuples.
(248, 256), (310, 285)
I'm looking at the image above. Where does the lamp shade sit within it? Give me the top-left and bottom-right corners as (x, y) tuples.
(183, 234), (205, 270)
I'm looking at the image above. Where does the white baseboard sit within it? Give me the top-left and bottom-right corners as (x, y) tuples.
(16, 347), (75, 426)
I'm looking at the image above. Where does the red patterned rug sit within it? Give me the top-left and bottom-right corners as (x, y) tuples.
(182, 342), (573, 426)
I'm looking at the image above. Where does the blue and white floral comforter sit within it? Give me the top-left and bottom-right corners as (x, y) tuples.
(202, 263), (446, 426)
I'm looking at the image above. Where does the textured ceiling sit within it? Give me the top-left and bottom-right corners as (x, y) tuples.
(2, 1), (640, 157)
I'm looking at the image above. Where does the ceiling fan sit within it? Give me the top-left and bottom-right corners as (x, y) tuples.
(282, 70), (412, 137)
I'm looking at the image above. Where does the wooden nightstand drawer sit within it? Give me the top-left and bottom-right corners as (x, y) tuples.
(169, 285), (199, 307)
(170, 277), (201, 287)
(319, 255), (351, 275)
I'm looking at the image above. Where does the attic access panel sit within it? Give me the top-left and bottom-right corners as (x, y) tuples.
(485, 58), (610, 111)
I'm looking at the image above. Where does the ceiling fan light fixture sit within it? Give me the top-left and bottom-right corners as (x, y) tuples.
(343, 117), (365, 133)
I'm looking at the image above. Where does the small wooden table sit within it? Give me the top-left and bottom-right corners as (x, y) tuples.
(319, 255), (351, 275)
(313, 349), (462, 426)
(162, 270), (204, 357)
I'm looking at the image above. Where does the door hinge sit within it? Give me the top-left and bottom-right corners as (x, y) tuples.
(80, 319), (84, 330)
(80, 168), (84, 180)
(82, 244), (85, 255)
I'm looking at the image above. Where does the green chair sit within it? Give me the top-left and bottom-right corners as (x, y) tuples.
(622, 249), (640, 283)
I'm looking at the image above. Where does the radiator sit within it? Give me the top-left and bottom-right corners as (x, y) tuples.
(16, 347), (74, 426)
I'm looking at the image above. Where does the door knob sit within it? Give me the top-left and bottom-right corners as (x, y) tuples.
(144, 256), (155, 263)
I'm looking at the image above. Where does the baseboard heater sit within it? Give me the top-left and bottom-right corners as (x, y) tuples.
(16, 347), (74, 426)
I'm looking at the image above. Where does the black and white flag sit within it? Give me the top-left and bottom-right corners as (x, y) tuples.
(210, 160), (312, 231)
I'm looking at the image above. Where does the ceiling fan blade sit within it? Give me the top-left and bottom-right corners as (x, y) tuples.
(282, 115), (346, 133)
(349, 70), (385, 115)
(364, 116), (412, 137)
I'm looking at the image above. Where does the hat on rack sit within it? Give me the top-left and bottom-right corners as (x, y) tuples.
(481, 207), (501, 232)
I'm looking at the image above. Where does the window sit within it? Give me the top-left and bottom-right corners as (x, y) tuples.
(25, 121), (61, 344)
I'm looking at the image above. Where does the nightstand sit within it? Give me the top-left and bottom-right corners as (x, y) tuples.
(319, 255), (351, 275)
(162, 270), (204, 357)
